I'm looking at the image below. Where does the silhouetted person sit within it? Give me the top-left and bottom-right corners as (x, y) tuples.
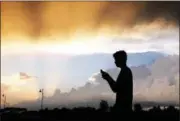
(101, 50), (133, 113)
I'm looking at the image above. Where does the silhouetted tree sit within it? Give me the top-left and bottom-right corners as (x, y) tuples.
(134, 103), (142, 112)
(167, 105), (176, 112)
(99, 100), (109, 112)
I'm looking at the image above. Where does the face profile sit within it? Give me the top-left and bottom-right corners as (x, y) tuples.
(113, 50), (127, 68)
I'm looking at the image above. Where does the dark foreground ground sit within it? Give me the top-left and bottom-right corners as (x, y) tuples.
(0, 105), (179, 121)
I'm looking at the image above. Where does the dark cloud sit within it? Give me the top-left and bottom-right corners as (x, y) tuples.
(1, 2), (179, 42)
(97, 2), (180, 29)
(137, 2), (180, 25)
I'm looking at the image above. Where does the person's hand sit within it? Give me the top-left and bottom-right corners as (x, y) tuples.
(100, 69), (110, 80)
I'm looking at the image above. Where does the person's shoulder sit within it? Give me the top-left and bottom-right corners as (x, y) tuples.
(125, 66), (132, 74)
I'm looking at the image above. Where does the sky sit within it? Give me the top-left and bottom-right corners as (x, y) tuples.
(1, 1), (179, 105)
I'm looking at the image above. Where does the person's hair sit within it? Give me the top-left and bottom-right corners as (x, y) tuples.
(113, 50), (127, 63)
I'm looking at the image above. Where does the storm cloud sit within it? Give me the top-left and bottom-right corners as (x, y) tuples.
(1, 1), (179, 42)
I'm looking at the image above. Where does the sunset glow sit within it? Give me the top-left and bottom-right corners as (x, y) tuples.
(1, 1), (179, 106)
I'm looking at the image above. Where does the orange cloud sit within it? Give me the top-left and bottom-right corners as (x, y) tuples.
(1, 1), (178, 45)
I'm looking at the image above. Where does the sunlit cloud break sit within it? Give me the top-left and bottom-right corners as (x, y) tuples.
(2, 27), (179, 55)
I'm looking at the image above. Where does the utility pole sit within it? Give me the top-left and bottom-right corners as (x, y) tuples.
(2, 94), (6, 109)
(39, 89), (44, 110)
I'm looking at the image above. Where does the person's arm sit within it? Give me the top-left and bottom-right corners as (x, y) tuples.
(105, 76), (117, 93)
(101, 70), (118, 93)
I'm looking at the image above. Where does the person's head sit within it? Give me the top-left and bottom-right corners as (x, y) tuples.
(113, 50), (127, 68)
